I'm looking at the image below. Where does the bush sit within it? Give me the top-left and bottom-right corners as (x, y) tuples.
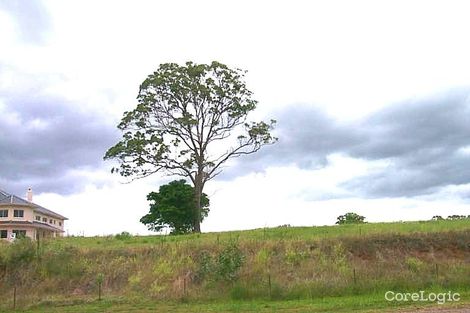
(447, 215), (468, 220)
(405, 257), (424, 273)
(215, 241), (245, 282)
(195, 241), (245, 283)
(285, 247), (308, 266)
(115, 231), (132, 240)
(194, 251), (213, 283)
(336, 212), (366, 225)
(6, 237), (36, 265)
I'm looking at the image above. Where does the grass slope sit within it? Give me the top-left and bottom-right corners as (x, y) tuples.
(0, 219), (469, 312)
(59, 218), (470, 249)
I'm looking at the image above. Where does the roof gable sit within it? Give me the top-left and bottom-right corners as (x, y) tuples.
(0, 189), (67, 220)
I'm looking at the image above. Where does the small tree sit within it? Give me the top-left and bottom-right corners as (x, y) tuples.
(96, 273), (104, 301)
(336, 212), (366, 225)
(140, 180), (209, 235)
(104, 61), (277, 232)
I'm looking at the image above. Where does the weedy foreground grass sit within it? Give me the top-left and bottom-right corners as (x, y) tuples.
(0, 219), (469, 312)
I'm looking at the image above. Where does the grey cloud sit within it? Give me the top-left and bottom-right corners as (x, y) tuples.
(350, 91), (470, 160)
(0, 93), (119, 196)
(0, 0), (51, 44)
(223, 89), (470, 199)
(220, 105), (364, 178)
(344, 90), (470, 197)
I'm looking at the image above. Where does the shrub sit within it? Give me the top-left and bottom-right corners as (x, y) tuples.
(447, 215), (468, 220)
(215, 241), (245, 282)
(336, 212), (366, 225)
(115, 231), (132, 240)
(194, 241), (245, 283)
(285, 247), (308, 266)
(405, 257), (424, 273)
(194, 251), (213, 283)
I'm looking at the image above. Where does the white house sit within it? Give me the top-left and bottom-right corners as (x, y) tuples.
(0, 188), (67, 241)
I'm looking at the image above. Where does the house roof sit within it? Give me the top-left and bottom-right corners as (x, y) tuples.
(0, 189), (68, 220)
(0, 220), (64, 232)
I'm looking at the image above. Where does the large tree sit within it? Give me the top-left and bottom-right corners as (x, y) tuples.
(140, 180), (210, 235)
(104, 61), (276, 232)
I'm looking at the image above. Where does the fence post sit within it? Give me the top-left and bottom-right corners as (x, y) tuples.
(268, 274), (272, 299)
(13, 286), (17, 310)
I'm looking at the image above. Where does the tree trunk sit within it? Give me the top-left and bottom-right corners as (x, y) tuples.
(193, 173), (202, 233)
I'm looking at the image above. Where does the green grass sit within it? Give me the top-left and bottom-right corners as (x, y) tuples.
(4, 291), (470, 313)
(1, 218), (469, 312)
(57, 219), (470, 249)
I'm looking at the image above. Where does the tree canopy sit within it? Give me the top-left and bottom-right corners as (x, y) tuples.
(140, 180), (209, 234)
(336, 212), (366, 225)
(104, 61), (277, 232)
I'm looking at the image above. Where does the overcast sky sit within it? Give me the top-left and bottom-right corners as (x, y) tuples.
(1, 0), (469, 235)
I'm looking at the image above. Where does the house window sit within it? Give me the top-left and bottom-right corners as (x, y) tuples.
(0, 210), (8, 217)
(12, 230), (26, 238)
(13, 210), (24, 218)
(59, 222), (62, 226)
(36, 215), (41, 221)
(53, 220), (56, 224)
(42, 217), (47, 222)
(0, 230), (7, 238)
(49, 219), (53, 224)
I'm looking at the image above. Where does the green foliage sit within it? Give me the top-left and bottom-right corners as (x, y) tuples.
(2, 237), (36, 287)
(5, 237), (36, 265)
(194, 251), (213, 283)
(254, 248), (271, 268)
(140, 180), (210, 234)
(115, 231), (132, 240)
(312, 243), (350, 275)
(96, 272), (105, 300)
(195, 241), (245, 283)
(215, 241), (245, 282)
(446, 214), (469, 220)
(336, 212), (366, 225)
(41, 245), (84, 278)
(405, 257), (424, 273)
(285, 247), (308, 266)
(104, 61), (277, 232)
(104, 61), (277, 180)
(96, 273), (105, 285)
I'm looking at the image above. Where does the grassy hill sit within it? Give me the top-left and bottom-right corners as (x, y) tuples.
(1, 219), (469, 312)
